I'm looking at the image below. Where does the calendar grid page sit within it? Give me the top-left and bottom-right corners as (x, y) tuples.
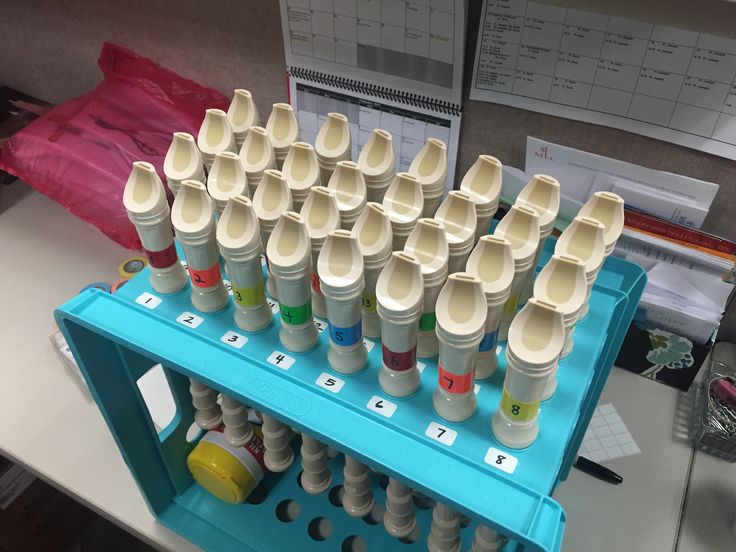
(279, 0), (466, 106)
(290, 78), (461, 192)
(470, 0), (736, 160)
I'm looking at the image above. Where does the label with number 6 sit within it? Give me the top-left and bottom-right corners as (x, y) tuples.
(438, 364), (474, 394)
(500, 388), (539, 422)
(232, 282), (266, 307)
(329, 320), (362, 347)
(381, 344), (416, 372)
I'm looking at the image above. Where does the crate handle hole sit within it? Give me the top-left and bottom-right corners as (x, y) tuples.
(136, 363), (178, 440)
(185, 422), (203, 443)
(276, 499), (300, 523)
(342, 535), (368, 552)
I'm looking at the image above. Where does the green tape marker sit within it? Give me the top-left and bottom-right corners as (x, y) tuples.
(418, 311), (436, 331)
(279, 300), (312, 326)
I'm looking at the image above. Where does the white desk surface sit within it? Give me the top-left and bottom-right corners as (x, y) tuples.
(1, 184), (735, 552)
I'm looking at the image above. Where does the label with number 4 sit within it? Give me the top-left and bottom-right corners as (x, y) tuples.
(176, 311), (204, 328)
(316, 372), (345, 394)
(135, 292), (162, 310)
(267, 351), (295, 370)
(484, 447), (518, 474)
(220, 330), (248, 349)
(425, 422), (457, 446)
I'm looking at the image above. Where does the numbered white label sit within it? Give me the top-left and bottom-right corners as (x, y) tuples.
(314, 319), (327, 333)
(176, 311), (203, 328)
(366, 395), (397, 418)
(425, 422), (457, 446)
(223, 280), (233, 295)
(484, 447), (518, 474)
(220, 330), (248, 349)
(135, 292), (162, 310)
(417, 361), (427, 374)
(474, 384), (481, 395)
(268, 299), (279, 314)
(267, 351), (295, 370)
(363, 339), (375, 353)
(316, 372), (345, 394)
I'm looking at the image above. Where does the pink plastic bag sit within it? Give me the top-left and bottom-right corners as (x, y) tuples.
(0, 43), (229, 249)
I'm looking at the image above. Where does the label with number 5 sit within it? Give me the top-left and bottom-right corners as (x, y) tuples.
(316, 372), (345, 393)
(328, 320), (362, 347)
(438, 364), (474, 394)
(500, 388), (539, 422)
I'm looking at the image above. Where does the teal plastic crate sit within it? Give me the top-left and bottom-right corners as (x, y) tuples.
(55, 240), (644, 552)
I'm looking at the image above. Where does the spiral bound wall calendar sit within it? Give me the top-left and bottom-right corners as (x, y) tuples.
(278, 0), (466, 189)
(471, 0), (736, 160)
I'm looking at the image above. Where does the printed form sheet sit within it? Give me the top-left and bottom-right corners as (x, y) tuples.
(281, 0), (465, 105)
(470, 0), (736, 160)
(290, 79), (460, 179)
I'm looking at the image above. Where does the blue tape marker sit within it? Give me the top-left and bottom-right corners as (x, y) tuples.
(479, 330), (498, 353)
(329, 320), (362, 347)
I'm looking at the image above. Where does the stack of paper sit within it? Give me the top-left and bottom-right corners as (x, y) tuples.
(500, 138), (735, 344)
(524, 137), (719, 228)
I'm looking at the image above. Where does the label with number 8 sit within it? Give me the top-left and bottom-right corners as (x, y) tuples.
(484, 446), (518, 474)
(500, 388), (540, 422)
(438, 364), (474, 394)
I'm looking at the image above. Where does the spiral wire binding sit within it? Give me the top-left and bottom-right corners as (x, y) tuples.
(289, 67), (461, 116)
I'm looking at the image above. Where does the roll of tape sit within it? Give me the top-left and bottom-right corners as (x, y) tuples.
(111, 279), (129, 294)
(80, 281), (112, 294)
(118, 256), (147, 278)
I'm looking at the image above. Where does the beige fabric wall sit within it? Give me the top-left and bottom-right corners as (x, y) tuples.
(0, 0), (733, 239)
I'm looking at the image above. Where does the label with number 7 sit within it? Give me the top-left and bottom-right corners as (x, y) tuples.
(438, 364), (474, 394)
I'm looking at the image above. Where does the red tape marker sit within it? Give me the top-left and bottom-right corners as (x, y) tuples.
(438, 364), (474, 394)
(382, 344), (416, 372)
(188, 263), (222, 288)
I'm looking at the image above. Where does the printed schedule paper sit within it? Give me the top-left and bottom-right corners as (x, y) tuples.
(470, 0), (736, 160)
(280, 0), (466, 106)
(290, 79), (459, 179)
(278, 0), (466, 192)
